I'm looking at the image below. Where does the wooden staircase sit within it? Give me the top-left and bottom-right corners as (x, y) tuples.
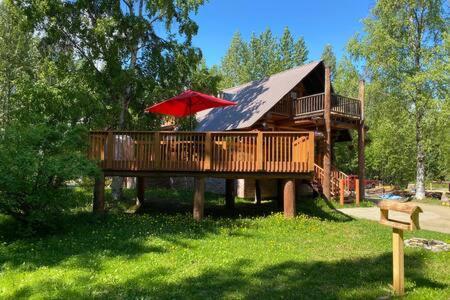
(312, 164), (349, 198)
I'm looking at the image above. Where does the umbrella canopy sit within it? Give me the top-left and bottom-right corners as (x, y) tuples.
(144, 90), (236, 117)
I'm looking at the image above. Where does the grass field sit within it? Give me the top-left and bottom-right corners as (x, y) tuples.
(0, 188), (449, 299)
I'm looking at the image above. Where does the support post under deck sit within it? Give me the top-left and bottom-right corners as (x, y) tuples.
(277, 179), (284, 209)
(283, 179), (296, 218)
(358, 80), (366, 203)
(254, 179), (262, 205)
(225, 179), (235, 209)
(323, 66), (332, 200)
(137, 177), (145, 206)
(193, 177), (205, 221)
(93, 173), (105, 213)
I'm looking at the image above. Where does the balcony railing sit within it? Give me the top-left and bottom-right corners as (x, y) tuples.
(289, 93), (361, 118)
(331, 94), (361, 117)
(89, 131), (315, 174)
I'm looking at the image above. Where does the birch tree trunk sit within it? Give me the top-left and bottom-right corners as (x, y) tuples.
(415, 113), (426, 200)
(111, 0), (142, 201)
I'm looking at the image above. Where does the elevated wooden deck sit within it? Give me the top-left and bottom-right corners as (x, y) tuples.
(89, 131), (315, 178)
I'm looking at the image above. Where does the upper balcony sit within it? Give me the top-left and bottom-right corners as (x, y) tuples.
(271, 92), (361, 120)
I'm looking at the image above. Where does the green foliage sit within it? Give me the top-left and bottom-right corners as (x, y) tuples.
(333, 56), (360, 98)
(0, 2), (38, 127)
(278, 28), (308, 70)
(0, 124), (97, 231)
(294, 35), (309, 67)
(14, 0), (209, 130)
(0, 191), (448, 298)
(0, 0), (219, 213)
(321, 44), (336, 74)
(345, 0), (449, 187)
(220, 32), (250, 88)
(220, 27), (309, 88)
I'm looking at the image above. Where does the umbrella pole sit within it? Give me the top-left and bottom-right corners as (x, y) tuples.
(189, 98), (192, 131)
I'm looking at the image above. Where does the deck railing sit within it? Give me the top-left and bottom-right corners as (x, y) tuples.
(271, 97), (292, 115)
(313, 164), (349, 196)
(331, 94), (361, 117)
(88, 131), (315, 174)
(292, 93), (361, 118)
(293, 93), (325, 116)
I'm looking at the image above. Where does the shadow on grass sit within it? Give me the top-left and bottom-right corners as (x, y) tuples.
(0, 188), (351, 273)
(9, 252), (446, 299)
(140, 188), (353, 222)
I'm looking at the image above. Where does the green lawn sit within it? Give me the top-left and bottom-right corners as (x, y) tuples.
(0, 188), (449, 299)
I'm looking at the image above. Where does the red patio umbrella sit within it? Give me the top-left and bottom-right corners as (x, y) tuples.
(145, 89), (236, 129)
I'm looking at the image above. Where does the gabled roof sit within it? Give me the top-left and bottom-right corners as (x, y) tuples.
(196, 60), (322, 131)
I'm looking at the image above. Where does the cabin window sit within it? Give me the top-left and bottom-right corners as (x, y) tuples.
(290, 91), (297, 99)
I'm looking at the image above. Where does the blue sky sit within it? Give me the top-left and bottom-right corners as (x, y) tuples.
(191, 0), (375, 67)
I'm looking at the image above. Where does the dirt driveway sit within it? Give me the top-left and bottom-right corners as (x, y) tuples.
(338, 202), (450, 234)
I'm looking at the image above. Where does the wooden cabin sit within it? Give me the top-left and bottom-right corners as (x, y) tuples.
(88, 60), (365, 219)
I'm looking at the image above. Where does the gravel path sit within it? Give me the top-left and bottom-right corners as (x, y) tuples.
(338, 202), (450, 234)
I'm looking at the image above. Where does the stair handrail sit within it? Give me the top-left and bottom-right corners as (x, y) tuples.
(313, 163), (349, 196)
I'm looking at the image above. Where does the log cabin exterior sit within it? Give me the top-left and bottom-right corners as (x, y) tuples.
(89, 60), (365, 219)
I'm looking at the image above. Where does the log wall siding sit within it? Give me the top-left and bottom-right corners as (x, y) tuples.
(89, 131), (315, 174)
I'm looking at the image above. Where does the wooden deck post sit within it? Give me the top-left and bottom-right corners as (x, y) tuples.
(93, 173), (105, 213)
(392, 228), (405, 295)
(225, 179), (235, 209)
(153, 132), (161, 170)
(339, 178), (345, 206)
(204, 132), (212, 170)
(283, 179), (296, 218)
(358, 80), (366, 203)
(308, 132), (315, 172)
(323, 66), (332, 200)
(137, 176), (145, 206)
(254, 179), (262, 205)
(256, 131), (264, 171)
(355, 178), (360, 206)
(106, 131), (114, 169)
(193, 177), (205, 221)
(277, 179), (284, 209)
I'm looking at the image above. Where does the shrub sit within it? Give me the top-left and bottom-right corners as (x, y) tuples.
(0, 123), (97, 232)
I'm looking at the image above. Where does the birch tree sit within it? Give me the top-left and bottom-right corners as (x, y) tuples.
(349, 0), (448, 198)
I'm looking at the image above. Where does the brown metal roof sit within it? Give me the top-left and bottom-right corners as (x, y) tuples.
(196, 61), (322, 131)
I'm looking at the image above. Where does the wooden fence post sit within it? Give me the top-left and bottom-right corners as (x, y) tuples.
(339, 179), (345, 206)
(377, 201), (422, 296)
(355, 178), (360, 206)
(393, 228), (404, 295)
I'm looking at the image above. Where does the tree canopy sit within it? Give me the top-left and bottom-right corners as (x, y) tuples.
(219, 27), (308, 88)
(0, 0), (219, 228)
(321, 44), (336, 75)
(348, 0), (448, 195)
